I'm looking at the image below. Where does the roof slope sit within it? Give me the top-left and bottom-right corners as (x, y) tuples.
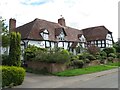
(16, 18), (82, 42)
(82, 26), (112, 41)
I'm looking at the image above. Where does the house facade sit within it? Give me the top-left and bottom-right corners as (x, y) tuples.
(8, 17), (114, 55)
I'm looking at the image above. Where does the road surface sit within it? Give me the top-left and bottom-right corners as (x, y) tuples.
(16, 68), (118, 88)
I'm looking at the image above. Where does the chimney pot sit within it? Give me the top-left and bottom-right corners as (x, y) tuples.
(9, 18), (16, 32)
(58, 17), (66, 26)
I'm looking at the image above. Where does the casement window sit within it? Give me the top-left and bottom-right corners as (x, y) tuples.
(58, 42), (63, 47)
(102, 43), (105, 47)
(102, 40), (104, 43)
(98, 44), (101, 47)
(64, 42), (68, 49)
(98, 41), (101, 44)
(51, 42), (54, 48)
(46, 41), (50, 47)
(41, 29), (49, 40)
(91, 41), (94, 44)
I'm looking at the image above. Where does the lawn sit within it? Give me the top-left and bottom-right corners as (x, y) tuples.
(54, 64), (118, 77)
(106, 62), (120, 67)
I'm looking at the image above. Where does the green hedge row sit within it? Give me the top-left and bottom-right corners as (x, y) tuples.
(1, 66), (25, 88)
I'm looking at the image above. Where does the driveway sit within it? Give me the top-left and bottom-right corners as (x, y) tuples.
(16, 68), (118, 88)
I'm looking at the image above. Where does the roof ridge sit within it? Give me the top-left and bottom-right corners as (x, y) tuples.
(81, 25), (105, 30)
(34, 18), (82, 31)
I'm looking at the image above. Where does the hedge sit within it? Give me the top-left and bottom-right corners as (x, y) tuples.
(1, 66), (25, 88)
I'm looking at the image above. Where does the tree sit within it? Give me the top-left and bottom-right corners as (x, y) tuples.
(9, 32), (21, 66)
(113, 41), (120, 53)
(0, 18), (10, 47)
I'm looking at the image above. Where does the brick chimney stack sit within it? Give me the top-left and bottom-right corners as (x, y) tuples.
(9, 18), (16, 32)
(58, 15), (66, 26)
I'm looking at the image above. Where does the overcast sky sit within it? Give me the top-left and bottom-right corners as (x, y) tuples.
(0, 0), (119, 41)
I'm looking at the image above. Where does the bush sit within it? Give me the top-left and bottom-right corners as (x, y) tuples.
(78, 53), (90, 60)
(78, 53), (96, 61)
(100, 51), (107, 59)
(2, 55), (9, 65)
(26, 47), (70, 64)
(113, 41), (120, 53)
(86, 54), (96, 61)
(87, 45), (100, 55)
(108, 53), (117, 58)
(1, 66), (25, 88)
(116, 53), (120, 58)
(108, 57), (114, 62)
(71, 60), (84, 68)
(103, 47), (116, 56)
(95, 53), (101, 60)
(9, 32), (21, 66)
(24, 45), (43, 61)
(84, 59), (90, 63)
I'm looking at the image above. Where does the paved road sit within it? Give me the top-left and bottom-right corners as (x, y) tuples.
(16, 68), (118, 88)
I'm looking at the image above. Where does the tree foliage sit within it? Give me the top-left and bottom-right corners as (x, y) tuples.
(113, 41), (120, 53)
(0, 18), (10, 47)
(9, 32), (21, 66)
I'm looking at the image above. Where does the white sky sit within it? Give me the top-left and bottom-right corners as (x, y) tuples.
(0, 0), (119, 41)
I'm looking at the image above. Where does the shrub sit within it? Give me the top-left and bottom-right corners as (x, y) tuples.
(2, 54), (9, 65)
(78, 53), (90, 60)
(113, 41), (120, 53)
(108, 53), (117, 58)
(103, 47), (116, 56)
(1, 66), (25, 88)
(87, 45), (100, 55)
(84, 59), (90, 63)
(116, 53), (120, 58)
(86, 54), (96, 61)
(71, 60), (84, 68)
(71, 55), (79, 61)
(95, 53), (102, 60)
(9, 32), (21, 66)
(26, 48), (70, 64)
(108, 57), (114, 62)
(78, 53), (96, 61)
(100, 51), (107, 59)
(24, 45), (42, 61)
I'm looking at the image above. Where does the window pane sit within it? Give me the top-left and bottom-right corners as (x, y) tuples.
(98, 44), (101, 47)
(46, 41), (50, 47)
(58, 42), (63, 47)
(98, 41), (101, 43)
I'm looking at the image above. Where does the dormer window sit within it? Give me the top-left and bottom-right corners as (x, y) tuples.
(79, 35), (86, 42)
(106, 34), (112, 40)
(58, 31), (65, 41)
(40, 29), (49, 40)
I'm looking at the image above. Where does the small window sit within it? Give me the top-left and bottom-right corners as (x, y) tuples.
(98, 44), (101, 47)
(106, 34), (112, 40)
(58, 31), (65, 41)
(98, 41), (101, 43)
(79, 35), (86, 42)
(46, 41), (50, 47)
(40, 29), (49, 40)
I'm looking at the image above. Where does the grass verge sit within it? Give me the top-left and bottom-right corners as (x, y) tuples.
(54, 64), (117, 77)
(106, 62), (120, 67)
